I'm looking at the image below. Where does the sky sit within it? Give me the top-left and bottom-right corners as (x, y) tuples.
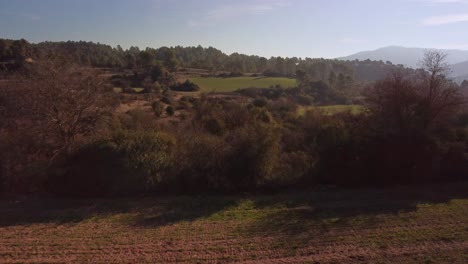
(1, 0), (468, 58)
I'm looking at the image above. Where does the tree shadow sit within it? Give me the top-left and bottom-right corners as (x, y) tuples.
(0, 195), (240, 228)
(0, 182), (466, 231)
(130, 196), (239, 227)
(237, 182), (468, 249)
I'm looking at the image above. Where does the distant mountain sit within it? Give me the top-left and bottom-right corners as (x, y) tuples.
(450, 60), (468, 78)
(338, 46), (468, 69)
(453, 74), (468, 84)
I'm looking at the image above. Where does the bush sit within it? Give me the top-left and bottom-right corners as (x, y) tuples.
(253, 98), (268, 108)
(204, 117), (225, 136)
(166, 106), (175, 116)
(123, 87), (134, 94)
(224, 124), (281, 190)
(161, 96), (172, 105)
(171, 133), (227, 192)
(172, 80), (200, 92)
(47, 131), (175, 197)
(151, 101), (164, 117)
(230, 71), (243, 77)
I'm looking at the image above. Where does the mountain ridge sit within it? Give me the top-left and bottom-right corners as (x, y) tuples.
(338, 46), (468, 68)
(338, 46), (468, 82)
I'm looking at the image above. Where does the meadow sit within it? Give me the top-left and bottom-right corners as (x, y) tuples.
(1, 182), (466, 263)
(190, 76), (298, 92)
(298, 104), (365, 116)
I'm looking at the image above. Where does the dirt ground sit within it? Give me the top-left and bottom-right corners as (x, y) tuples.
(0, 183), (467, 263)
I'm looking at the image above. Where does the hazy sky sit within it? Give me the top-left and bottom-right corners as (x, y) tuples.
(1, 0), (468, 58)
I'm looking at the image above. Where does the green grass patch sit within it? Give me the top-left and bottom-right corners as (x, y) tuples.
(113, 87), (144, 93)
(298, 104), (365, 116)
(190, 76), (297, 92)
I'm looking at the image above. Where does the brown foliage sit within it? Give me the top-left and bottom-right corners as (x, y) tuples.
(0, 62), (116, 191)
(366, 51), (465, 136)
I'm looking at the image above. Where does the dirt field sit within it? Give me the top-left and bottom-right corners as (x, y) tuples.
(0, 183), (467, 263)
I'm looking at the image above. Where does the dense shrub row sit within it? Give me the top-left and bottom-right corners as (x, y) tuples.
(1, 55), (467, 197)
(41, 96), (468, 196)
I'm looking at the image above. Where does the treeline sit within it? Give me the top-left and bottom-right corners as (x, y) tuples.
(1, 52), (467, 196)
(0, 38), (405, 82)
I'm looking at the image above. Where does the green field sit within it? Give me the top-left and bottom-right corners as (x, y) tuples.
(0, 183), (466, 263)
(190, 76), (298, 92)
(113, 87), (144, 93)
(298, 104), (365, 116)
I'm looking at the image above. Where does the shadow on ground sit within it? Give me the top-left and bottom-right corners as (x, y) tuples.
(0, 182), (466, 229)
(235, 181), (468, 253)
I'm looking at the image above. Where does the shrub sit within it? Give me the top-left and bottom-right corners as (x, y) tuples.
(47, 131), (175, 197)
(224, 124), (281, 190)
(230, 71), (243, 77)
(171, 133), (227, 192)
(172, 80), (200, 92)
(274, 151), (314, 186)
(161, 96), (172, 105)
(204, 117), (225, 136)
(151, 101), (164, 117)
(440, 143), (468, 181)
(253, 98), (268, 108)
(123, 87), (134, 94)
(166, 106), (175, 116)
(119, 109), (157, 131)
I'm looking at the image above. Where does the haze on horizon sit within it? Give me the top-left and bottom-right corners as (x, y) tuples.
(1, 0), (468, 58)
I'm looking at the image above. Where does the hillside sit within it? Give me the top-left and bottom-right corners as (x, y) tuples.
(451, 60), (468, 78)
(339, 46), (468, 68)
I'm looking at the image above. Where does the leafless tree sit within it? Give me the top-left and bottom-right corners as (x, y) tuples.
(417, 50), (465, 129)
(366, 50), (465, 135)
(0, 62), (116, 169)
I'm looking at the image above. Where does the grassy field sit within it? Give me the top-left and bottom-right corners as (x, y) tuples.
(0, 183), (467, 263)
(113, 87), (144, 93)
(298, 104), (365, 116)
(190, 76), (298, 92)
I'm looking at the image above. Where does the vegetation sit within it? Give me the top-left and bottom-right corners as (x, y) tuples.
(297, 104), (364, 116)
(171, 80), (200, 92)
(0, 43), (467, 197)
(1, 35), (467, 264)
(1, 38), (408, 84)
(190, 76), (298, 92)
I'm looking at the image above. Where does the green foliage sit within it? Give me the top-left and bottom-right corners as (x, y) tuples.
(48, 131), (175, 196)
(225, 124), (282, 189)
(190, 77), (297, 92)
(166, 106), (175, 116)
(171, 133), (227, 191)
(172, 80), (200, 92)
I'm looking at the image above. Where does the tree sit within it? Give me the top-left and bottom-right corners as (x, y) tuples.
(328, 71), (337, 86)
(1, 62), (115, 162)
(139, 51), (154, 67)
(366, 50), (465, 136)
(461, 80), (468, 90)
(163, 49), (179, 72)
(418, 50), (465, 129)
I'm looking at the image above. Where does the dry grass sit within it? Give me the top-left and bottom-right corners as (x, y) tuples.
(0, 183), (467, 263)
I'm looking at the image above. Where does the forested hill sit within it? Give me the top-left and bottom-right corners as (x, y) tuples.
(1, 38), (406, 82)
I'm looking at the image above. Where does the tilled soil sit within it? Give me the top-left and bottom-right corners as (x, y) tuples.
(0, 184), (467, 263)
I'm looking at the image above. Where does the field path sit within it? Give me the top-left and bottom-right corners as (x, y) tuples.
(0, 183), (467, 263)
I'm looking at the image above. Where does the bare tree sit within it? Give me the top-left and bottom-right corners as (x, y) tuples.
(417, 50), (465, 129)
(0, 62), (116, 166)
(366, 50), (465, 135)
